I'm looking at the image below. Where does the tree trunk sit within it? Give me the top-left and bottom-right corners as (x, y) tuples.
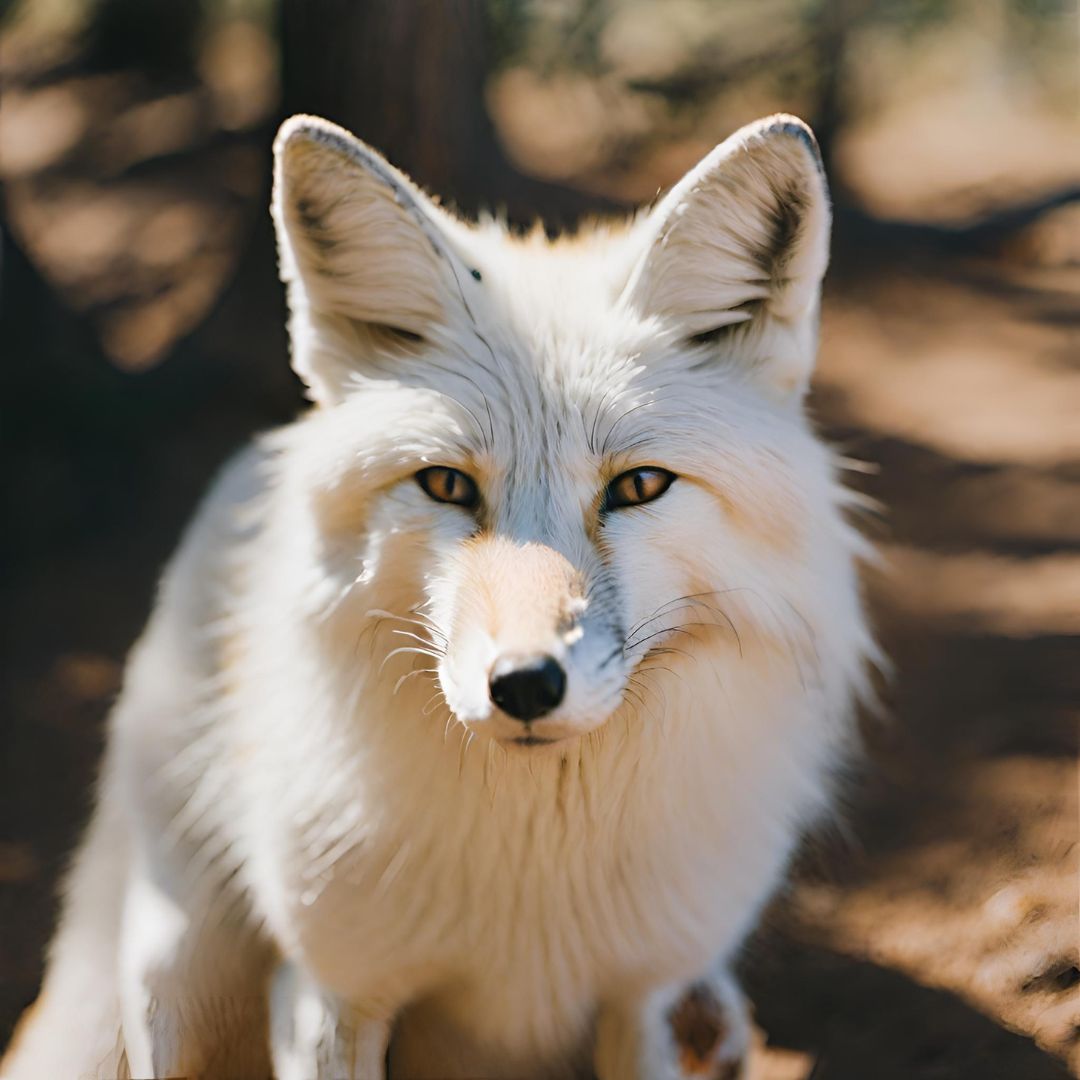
(280, 0), (618, 227)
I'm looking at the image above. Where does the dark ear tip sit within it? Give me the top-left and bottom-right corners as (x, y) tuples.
(273, 115), (413, 203)
(274, 114), (365, 164)
(274, 114), (328, 153)
(746, 113), (825, 176)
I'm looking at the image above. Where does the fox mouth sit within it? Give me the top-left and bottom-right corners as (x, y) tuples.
(510, 734), (555, 747)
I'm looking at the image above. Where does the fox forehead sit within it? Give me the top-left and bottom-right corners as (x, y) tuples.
(348, 232), (659, 407)
(322, 243), (778, 454)
(450, 219), (650, 340)
(320, 349), (769, 489)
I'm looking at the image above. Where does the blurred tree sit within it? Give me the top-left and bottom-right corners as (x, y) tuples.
(282, 0), (498, 212)
(280, 0), (618, 226)
(84, 0), (203, 78)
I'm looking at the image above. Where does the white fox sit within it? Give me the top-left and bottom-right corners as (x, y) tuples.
(3, 113), (873, 1079)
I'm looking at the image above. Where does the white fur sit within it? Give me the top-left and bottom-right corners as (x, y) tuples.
(3, 113), (874, 1080)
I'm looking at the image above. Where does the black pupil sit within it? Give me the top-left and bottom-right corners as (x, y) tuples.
(443, 471), (457, 499)
(634, 472), (647, 500)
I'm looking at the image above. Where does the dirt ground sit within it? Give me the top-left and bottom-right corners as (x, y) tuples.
(2, 40), (1079, 1080)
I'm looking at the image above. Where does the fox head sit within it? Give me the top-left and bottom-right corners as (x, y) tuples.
(269, 113), (865, 753)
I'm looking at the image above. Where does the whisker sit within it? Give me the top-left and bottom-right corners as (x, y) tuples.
(422, 690), (448, 718)
(622, 589), (740, 643)
(589, 383), (620, 456)
(393, 667), (438, 695)
(623, 624), (705, 656)
(624, 600), (744, 658)
(366, 609), (448, 643)
(379, 645), (443, 674)
(601, 398), (656, 457)
(390, 628), (447, 653)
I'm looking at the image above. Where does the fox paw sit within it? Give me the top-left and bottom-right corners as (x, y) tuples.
(666, 980), (749, 1080)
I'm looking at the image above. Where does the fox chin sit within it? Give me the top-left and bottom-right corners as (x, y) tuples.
(3, 113), (875, 1080)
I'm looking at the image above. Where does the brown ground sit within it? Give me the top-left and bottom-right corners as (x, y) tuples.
(1, 31), (1078, 1080)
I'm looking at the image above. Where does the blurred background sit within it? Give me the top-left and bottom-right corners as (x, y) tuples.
(1, 1), (1077, 1076)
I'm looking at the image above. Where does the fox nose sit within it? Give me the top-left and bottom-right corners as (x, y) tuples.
(489, 654), (566, 722)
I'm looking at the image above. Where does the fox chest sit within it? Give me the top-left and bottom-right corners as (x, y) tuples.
(292, 790), (741, 1017)
(298, 831), (716, 1076)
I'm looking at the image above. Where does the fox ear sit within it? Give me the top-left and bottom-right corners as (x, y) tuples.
(625, 115), (830, 399)
(272, 115), (470, 404)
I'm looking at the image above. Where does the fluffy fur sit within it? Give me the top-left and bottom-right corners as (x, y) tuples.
(3, 113), (874, 1080)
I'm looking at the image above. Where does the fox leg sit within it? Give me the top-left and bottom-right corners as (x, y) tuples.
(118, 857), (273, 1079)
(594, 969), (751, 1080)
(270, 961), (393, 1080)
(1, 787), (130, 1080)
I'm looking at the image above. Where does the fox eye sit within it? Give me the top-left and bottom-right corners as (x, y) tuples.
(416, 466), (479, 508)
(604, 467), (676, 511)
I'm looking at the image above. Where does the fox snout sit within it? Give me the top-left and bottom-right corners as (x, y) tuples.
(434, 537), (623, 742)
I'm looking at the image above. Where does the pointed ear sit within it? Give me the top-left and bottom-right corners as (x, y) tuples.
(625, 115), (831, 399)
(272, 115), (471, 404)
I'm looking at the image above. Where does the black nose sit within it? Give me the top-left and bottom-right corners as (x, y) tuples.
(489, 653), (566, 722)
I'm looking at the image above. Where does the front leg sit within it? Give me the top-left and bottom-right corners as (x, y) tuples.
(270, 962), (393, 1080)
(118, 866), (272, 1079)
(594, 970), (751, 1080)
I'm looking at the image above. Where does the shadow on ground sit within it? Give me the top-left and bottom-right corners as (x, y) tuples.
(747, 942), (1072, 1080)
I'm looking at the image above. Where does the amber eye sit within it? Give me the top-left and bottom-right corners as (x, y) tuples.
(416, 466), (479, 508)
(604, 467), (676, 511)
